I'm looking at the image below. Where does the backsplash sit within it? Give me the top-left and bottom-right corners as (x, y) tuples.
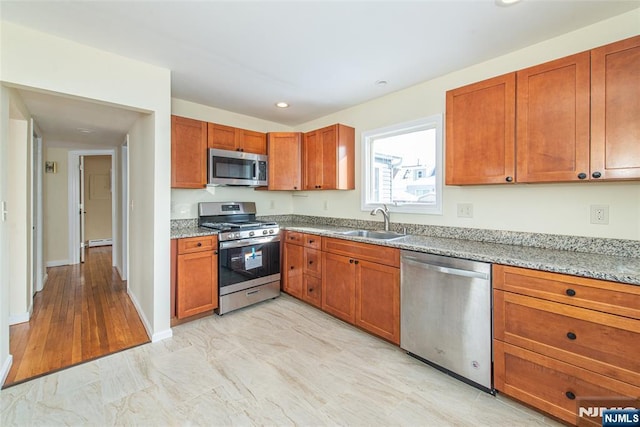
(172, 215), (640, 258)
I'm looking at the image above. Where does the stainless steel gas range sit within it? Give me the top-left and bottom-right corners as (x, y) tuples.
(198, 202), (281, 315)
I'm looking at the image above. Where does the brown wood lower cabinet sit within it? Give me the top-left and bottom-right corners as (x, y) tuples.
(176, 235), (218, 319)
(493, 264), (640, 425)
(282, 242), (304, 299)
(322, 237), (400, 344)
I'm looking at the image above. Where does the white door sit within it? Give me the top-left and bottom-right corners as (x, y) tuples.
(79, 155), (86, 263)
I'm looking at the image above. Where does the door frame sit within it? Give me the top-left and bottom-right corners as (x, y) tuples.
(120, 139), (129, 282)
(31, 124), (44, 292)
(68, 149), (117, 265)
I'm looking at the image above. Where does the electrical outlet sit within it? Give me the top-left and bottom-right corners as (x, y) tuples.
(590, 205), (609, 225)
(324, 200), (328, 210)
(457, 203), (473, 218)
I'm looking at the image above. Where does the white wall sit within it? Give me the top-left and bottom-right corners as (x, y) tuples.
(0, 22), (173, 381)
(292, 9), (640, 240)
(170, 98), (295, 218)
(43, 147), (70, 264)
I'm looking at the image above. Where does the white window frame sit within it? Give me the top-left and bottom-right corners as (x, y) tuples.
(361, 114), (443, 215)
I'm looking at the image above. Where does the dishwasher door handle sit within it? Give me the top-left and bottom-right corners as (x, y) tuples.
(402, 257), (490, 280)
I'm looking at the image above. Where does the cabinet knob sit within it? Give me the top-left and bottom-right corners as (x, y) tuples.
(309, 239), (315, 244)
(505, 176), (513, 183)
(290, 266), (295, 270)
(214, 250), (218, 255)
(592, 171), (602, 179)
(293, 186), (297, 190)
(354, 260), (359, 265)
(197, 242), (202, 247)
(566, 332), (577, 340)
(309, 260), (313, 265)
(349, 259), (354, 264)
(565, 391), (576, 400)
(577, 172), (587, 180)
(308, 288), (314, 293)
(565, 288), (576, 297)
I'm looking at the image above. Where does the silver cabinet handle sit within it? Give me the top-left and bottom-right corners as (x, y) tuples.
(402, 257), (489, 280)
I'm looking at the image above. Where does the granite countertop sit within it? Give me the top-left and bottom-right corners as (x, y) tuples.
(171, 219), (640, 286)
(278, 221), (640, 286)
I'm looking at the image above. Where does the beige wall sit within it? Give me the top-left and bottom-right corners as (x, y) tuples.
(43, 147), (69, 264)
(291, 9), (640, 240)
(83, 155), (112, 242)
(170, 98), (295, 218)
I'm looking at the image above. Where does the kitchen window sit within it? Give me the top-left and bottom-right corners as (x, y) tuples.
(362, 114), (443, 214)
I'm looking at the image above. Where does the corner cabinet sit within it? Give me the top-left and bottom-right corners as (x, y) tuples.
(446, 35), (640, 185)
(322, 237), (400, 344)
(176, 235), (219, 319)
(445, 73), (516, 185)
(267, 132), (303, 190)
(171, 115), (207, 188)
(303, 124), (355, 190)
(493, 264), (640, 425)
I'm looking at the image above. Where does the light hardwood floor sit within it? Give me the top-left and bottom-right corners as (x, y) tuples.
(1, 294), (561, 426)
(4, 247), (149, 387)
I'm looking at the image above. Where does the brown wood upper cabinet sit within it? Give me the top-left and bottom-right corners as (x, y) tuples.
(267, 132), (302, 190)
(171, 115), (207, 188)
(446, 36), (640, 185)
(446, 73), (516, 185)
(591, 35), (640, 180)
(516, 51), (591, 183)
(303, 124), (355, 190)
(208, 122), (267, 155)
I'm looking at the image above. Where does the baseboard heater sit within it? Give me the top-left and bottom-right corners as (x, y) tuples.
(88, 238), (112, 247)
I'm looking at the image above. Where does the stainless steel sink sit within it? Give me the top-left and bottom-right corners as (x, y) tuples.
(338, 229), (406, 240)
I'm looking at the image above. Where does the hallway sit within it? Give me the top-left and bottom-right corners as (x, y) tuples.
(4, 247), (149, 387)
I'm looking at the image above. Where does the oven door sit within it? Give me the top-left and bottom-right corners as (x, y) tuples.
(218, 235), (281, 296)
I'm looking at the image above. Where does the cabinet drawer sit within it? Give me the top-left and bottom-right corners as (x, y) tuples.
(304, 248), (322, 276)
(494, 290), (640, 387)
(284, 231), (304, 245)
(322, 237), (400, 268)
(494, 341), (640, 426)
(303, 275), (322, 308)
(493, 265), (640, 320)
(303, 234), (321, 250)
(178, 235), (217, 254)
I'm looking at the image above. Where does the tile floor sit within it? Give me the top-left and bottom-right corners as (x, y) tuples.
(1, 294), (560, 426)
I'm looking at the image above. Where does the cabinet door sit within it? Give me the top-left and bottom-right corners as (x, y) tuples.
(171, 115), (207, 188)
(322, 252), (356, 323)
(591, 35), (640, 180)
(240, 129), (267, 154)
(516, 52), (591, 182)
(283, 243), (304, 298)
(355, 260), (400, 344)
(208, 123), (238, 151)
(445, 73), (516, 185)
(303, 130), (322, 190)
(267, 132), (302, 190)
(303, 275), (322, 309)
(176, 250), (218, 318)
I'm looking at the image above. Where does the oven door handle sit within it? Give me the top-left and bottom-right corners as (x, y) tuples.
(219, 235), (281, 249)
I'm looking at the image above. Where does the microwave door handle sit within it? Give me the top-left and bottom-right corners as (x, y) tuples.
(253, 162), (257, 179)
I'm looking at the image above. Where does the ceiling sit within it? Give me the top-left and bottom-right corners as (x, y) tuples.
(2, 0), (639, 145)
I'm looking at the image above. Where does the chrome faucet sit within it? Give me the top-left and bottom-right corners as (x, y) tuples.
(371, 204), (391, 231)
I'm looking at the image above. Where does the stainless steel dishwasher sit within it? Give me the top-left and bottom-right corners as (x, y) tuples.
(400, 250), (493, 393)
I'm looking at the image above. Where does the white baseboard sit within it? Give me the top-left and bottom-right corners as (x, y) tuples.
(9, 311), (30, 325)
(0, 355), (13, 387)
(151, 328), (173, 342)
(46, 260), (69, 268)
(88, 238), (112, 247)
(42, 273), (49, 288)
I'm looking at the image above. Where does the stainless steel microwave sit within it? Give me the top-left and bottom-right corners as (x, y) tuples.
(208, 148), (268, 187)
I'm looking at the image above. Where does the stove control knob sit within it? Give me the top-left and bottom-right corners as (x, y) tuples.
(249, 231), (255, 237)
(235, 233), (241, 239)
(269, 229), (275, 234)
(263, 230), (268, 235)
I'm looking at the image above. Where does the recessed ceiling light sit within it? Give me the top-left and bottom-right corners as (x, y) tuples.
(375, 80), (388, 87)
(275, 102), (289, 108)
(495, 0), (522, 6)
(77, 127), (94, 134)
